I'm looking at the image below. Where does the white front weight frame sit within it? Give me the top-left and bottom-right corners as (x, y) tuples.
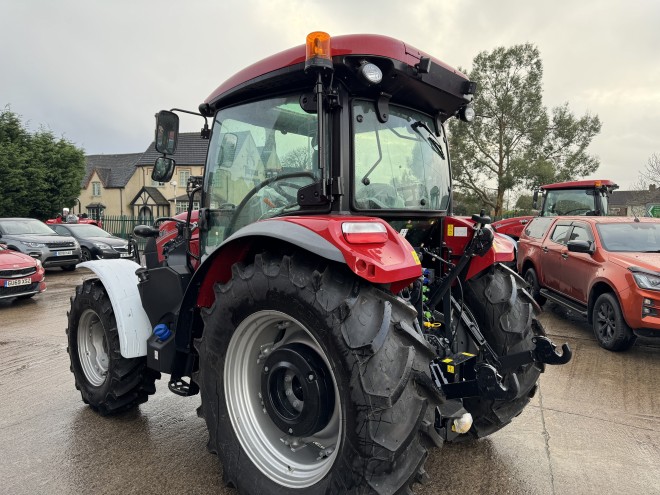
(79, 260), (152, 358)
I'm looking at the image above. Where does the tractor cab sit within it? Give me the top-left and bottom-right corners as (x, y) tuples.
(534, 179), (619, 217)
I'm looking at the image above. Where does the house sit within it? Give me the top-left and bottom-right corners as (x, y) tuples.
(77, 132), (209, 221)
(609, 184), (660, 217)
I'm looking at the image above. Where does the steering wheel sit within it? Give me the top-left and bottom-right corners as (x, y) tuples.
(224, 171), (316, 237)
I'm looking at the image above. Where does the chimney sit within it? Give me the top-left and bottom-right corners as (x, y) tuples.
(650, 184), (657, 191)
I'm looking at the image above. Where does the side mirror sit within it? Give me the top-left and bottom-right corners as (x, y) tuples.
(567, 239), (594, 254)
(532, 189), (539, 209)
(155, 110), (179, 155)
(152, 157), (176, 183)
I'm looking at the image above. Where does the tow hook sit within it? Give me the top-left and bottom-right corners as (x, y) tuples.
(497, 335), (572, 372)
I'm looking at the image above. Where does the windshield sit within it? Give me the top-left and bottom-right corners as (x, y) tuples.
(64, 225), (112, 238)
(353, 100), (450, 211)
(597, 222), (660, 252)
(541, 189), (597, 216)
(202, 94), (321, 255)
(0, 219), (56, 235)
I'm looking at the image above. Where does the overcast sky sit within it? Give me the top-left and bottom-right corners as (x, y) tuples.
(2, 0), (659, 189)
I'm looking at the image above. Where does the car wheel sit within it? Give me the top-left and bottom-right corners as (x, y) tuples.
(81, 247), (93, 261)
(592, 293), (636, 351)
(523, 267), (546, 306)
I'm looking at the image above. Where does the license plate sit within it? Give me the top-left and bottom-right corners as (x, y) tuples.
(55, 250), (73, 256)
(4, 278), (31, 287)
(120, 253), (132, 258)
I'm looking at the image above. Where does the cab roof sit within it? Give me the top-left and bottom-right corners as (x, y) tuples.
(201, 33), (472, 119)
(541, 180), (618, 190)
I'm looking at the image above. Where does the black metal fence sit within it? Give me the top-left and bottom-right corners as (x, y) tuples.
(102, 215), (147, 250)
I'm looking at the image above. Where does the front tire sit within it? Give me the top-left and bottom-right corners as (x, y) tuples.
(592, 292), (636, 351)
(66, 279), (160, 415)
(195, 252), (441, 494)
(454, 264), (544, 440)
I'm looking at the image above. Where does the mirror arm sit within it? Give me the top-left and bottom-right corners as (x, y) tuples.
(170, 108), (210, 139)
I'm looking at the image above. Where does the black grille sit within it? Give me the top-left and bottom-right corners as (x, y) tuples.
(0, 267), (37, 278)
(43, 255), (78, 265)
(46, 241), (75, 249)
(114, 246), (128, 253)
(0, 282), (39, 297)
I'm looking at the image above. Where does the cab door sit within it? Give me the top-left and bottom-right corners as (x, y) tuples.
(562, 222), (599, 304)
(539, 222), (572, 292)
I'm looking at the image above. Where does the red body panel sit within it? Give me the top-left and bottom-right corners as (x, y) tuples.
(541, 179), (617, 190)
(491, 216), (534, 239)
(46, 218), (103, 228)
(156, 211), (200, 269)
(194, 215), (422, 308)
(443, 216), (515, 280)
(204, 34), (466, 106)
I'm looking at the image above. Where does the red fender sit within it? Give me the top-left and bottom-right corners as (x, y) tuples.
(195, 215), (422, 307)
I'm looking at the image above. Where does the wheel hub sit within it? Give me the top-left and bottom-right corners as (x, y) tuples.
(261, 343), (334, 437)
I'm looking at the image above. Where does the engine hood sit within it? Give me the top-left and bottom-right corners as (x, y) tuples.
(0, 249), (38, 269)
(609, 252), (660, 273)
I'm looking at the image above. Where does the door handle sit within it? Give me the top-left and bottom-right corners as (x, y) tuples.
(561, 253), (568, 259)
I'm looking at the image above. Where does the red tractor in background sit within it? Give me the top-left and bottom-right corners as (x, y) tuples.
(66, 32), (571, 494)
(492, 179), (619, 240)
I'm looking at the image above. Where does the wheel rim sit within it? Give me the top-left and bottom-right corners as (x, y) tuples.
(596, 301), (616, 341)
(77, 309), (109, 386)
(224, 310), (342, 488)
(82, 249), (91, 261)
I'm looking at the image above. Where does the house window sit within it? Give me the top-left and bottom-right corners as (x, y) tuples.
(176, 201), (200, 214)
(179, 169), (191, 188)
(92, 182), (101, 196)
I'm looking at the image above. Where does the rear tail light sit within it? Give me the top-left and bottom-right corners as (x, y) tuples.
(342, 222), (388, 244)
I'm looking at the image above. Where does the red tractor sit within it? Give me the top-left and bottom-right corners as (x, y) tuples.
(492, 179), (619, 240)
(66, 32), (570, 494)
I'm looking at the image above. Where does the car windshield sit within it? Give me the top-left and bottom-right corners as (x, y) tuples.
(0, 219), (56, 235)
(596, 222), (660, 252)
(353, 100), (451, 211)
(65, 225), (112, 238)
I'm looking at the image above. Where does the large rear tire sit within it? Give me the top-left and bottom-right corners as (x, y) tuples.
(66, 278), (160, 415)
(453, 264), (544, 440)
(195, 251), (442, 494)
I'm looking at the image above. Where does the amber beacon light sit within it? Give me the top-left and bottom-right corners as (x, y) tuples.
(305, 31), (333, 70)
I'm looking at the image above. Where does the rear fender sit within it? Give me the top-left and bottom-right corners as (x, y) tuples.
(192, 217), (422, 308)
(78, 260), (152, 358)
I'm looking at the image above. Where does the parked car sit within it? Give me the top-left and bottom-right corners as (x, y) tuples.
(0, 218), (81, 271)
(50, 223), (132, 261)
(0, 242), (47, 300)
(518, 216), (660, 351)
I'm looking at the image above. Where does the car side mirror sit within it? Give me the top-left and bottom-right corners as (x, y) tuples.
(567, 239), (594, 254)
(532, 189), (539, 209)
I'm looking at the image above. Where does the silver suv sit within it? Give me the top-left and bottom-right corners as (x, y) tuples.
(0, 218), (82, 270)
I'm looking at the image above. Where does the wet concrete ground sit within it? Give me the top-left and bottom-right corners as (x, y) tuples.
(1, 268), (658, 495)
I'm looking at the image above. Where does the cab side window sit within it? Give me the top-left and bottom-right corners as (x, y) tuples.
(550, 224), (571, 245)
(569, 224), (592, 242)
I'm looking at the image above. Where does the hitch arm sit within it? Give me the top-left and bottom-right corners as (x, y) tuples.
(497, 335), (572, 373)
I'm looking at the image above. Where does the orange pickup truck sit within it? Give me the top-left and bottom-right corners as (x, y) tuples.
(517, 216), (660, 351)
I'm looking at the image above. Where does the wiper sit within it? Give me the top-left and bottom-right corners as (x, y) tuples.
(361, 127), (383, 185)
(411, 121), (445, 159)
